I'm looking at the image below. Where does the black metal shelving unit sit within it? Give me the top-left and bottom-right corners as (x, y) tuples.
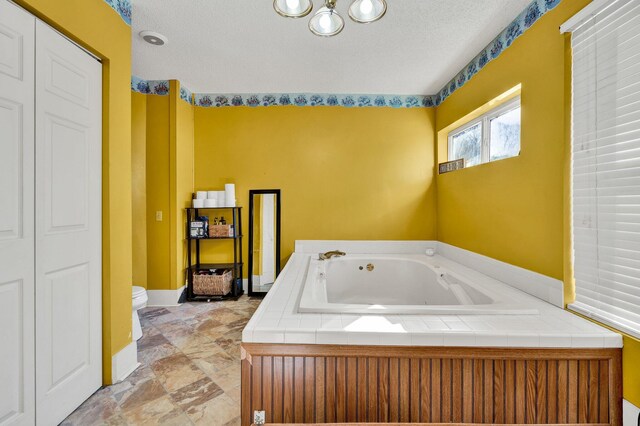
(185, 207), (243, 301)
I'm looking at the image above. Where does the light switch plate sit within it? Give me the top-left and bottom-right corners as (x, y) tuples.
(155, 211), (163, 221)
(253, 410), (265, 425)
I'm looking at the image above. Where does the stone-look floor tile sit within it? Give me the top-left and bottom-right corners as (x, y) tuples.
(103, 414), (129, 425)
(138, 342), (180, 365)
(225, 385), (241, 403)
(154, 318), (193, 335)
(184, 311), (219, 329)
(193, 317), (225, 334)
(139, 315), (154, 328)
(170, 377), (224, 410)
(192, 350), (237, 376)
(200, 364), (241, 393)
(162, 326), (197, 349)
(140, 323), (161, 335)
(215, 336), (241, 359)
(180, 334), (228, 360)
(151, 353), (208, 392)
(61, 390), (119, 426)
(209, 308), (245, 325)
(121, 395), (193, 426)
(149, 311), (184, 326)
(108, 366), (156, 396)
(165, 305), (200, 319)
(139, 307), (171, 320)
(183, 394), (239, 425)
(114, 378), (166, 412)
(137, 332), (170, 351)
(63, 295), (260, 425)
(223, 417), (241, 426)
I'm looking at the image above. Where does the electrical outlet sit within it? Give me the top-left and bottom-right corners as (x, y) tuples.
(253, 410), (265, 425)
(155, 211), (163, 221)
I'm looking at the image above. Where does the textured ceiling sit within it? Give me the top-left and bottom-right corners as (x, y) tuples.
(131, 0), (531, 95)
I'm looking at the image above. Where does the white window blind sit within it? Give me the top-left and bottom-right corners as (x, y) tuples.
(570, 0), (640, 339)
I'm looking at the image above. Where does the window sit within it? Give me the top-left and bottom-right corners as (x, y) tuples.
(448, 97), (521, 167)
(569, 0), (640, 338)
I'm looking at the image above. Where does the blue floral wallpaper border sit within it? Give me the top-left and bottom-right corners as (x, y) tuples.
(435, 0), (562, 105)
(193, 93), (436, 108)
(103, 0), (131, 26)
(180, 86), (194, 105)
(131, 76), (196, 105)
(130, 0), (561, 108)
(131, 76), (169, 96)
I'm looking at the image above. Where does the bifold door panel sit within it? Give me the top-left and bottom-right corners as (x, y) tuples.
(0, 2), (35, 425)
(35, 20), (102, 426)
(0, 2), (102, 424)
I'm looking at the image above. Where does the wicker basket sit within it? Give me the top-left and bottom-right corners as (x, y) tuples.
(209, 224), (233, 238)
(192, 269), (232, 296)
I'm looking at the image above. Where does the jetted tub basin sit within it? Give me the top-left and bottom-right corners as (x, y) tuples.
(298, 254), (539, 315)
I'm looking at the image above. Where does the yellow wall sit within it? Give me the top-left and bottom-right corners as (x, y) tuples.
(623, 336), (640, 406)
(14, 0), (133, 383)
(435, 0), (589, 284)
(171, 82), (195, 290)
(145, 94), (172, 290)
(194, 106), (437, 269)
(133, 82), (194, 291)
(132, 92), (147, 288)
(434, 0), (639, 406)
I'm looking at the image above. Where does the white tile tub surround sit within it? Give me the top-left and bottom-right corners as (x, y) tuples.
(436, 242), (565, 307)
(243, 241), (622, 349)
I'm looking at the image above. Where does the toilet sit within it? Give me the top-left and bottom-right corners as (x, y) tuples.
(132, 286), (148, 341)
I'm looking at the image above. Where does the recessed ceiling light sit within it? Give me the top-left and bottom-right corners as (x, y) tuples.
(139, 31), (168, 46)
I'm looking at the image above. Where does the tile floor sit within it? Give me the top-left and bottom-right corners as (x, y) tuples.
(62, 295), (262, 426)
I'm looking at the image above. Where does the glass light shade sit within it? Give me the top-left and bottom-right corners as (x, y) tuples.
(273, 0), (313, 18)
(309, 6), (344, 37)
(349, 0), (387, 23)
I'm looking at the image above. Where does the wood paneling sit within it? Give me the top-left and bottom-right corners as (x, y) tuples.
(241, 344), (622, 426)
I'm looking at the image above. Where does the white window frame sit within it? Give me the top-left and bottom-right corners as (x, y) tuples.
(447, 96), (521, 166)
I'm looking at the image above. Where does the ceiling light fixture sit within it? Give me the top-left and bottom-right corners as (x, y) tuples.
(348, 0), (387, 23)
(139, 30), (168, 46)
(309, 0), (344, 37)
(273, 0), (313, 18)
(276, 0), (387, 37)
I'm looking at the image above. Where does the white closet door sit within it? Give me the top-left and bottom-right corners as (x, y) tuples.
(34, 20), (102, 425)
(0, 2), (35, 425)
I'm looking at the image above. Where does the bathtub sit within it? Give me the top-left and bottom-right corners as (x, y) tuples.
(298, 253), (539, 315)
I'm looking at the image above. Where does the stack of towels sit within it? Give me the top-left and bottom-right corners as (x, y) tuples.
(192, 184), (236, 208)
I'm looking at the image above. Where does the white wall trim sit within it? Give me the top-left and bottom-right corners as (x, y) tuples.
(624, 399), (640, 426)
(146, 285), (185, 307)
(435, 242), (564, 308)
(111, 340), (139, 384)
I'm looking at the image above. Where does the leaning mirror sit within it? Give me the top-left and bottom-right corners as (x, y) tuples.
(248, 190), (281, 296)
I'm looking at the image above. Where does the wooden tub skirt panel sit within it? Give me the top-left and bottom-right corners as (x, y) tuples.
(240, 344), (622, 426)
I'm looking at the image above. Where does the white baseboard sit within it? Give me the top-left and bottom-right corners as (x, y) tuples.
(624, 400), (640, 426)
(111, 340), (139, 384)
(436, 242), (564, 308)
(147, 285), (185, 307)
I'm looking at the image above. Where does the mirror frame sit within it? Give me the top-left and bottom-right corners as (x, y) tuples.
(248, 189), (281, 297)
